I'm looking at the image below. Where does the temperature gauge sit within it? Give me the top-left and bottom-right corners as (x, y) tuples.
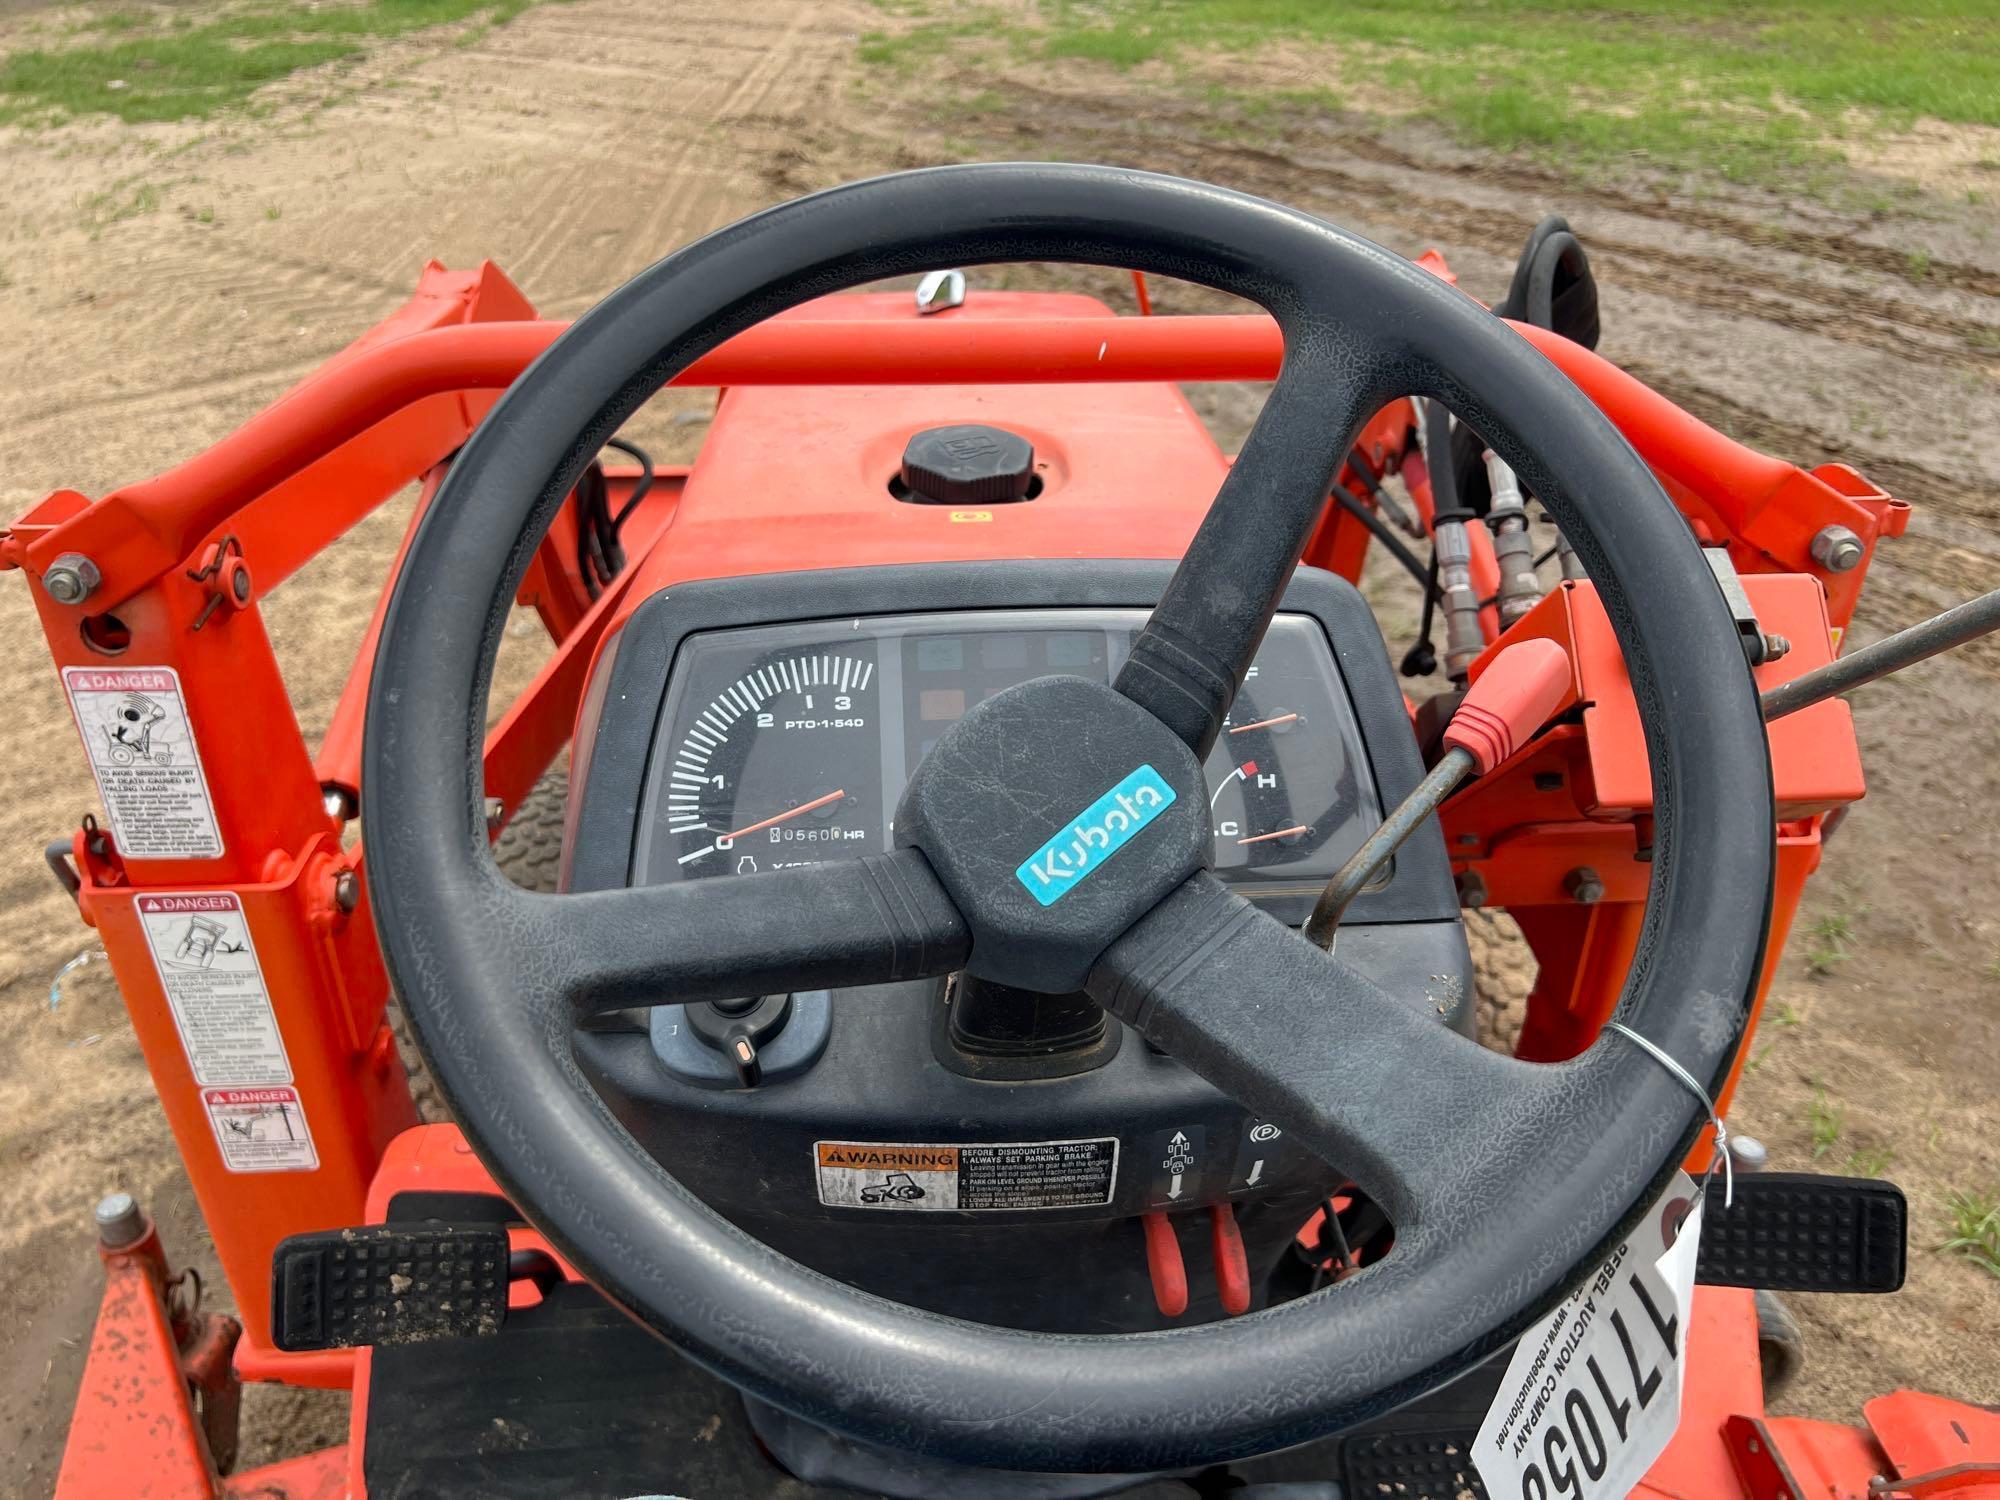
(1203, 618), (1382, 887)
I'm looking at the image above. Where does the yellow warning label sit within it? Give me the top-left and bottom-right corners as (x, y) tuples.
(813, 1137), (1118, 1211)
(816, 1143), (959, 1171)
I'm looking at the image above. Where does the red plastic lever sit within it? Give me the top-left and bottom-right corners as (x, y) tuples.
(1141, 1212), (1189, 1318)
(1444, 637), (1573, 775)
(1209, 1203), (1251, 1316)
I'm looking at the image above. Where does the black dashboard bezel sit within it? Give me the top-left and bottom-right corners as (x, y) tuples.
(567, 561), (1457, 926)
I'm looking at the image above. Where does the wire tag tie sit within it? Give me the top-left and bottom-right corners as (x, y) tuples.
(1603, 1020), (1734, 1211)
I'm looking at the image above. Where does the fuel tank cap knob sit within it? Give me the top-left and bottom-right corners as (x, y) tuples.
(898, 424), (1038, 505)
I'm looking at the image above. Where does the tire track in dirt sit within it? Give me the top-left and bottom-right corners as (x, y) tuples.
(971, 86), (2000, 374)
(0, 235), (412, 439)
(399, 3), (854, 308)
(614, 5), (835, 282)
(8, 354), (330, 434)
(1331, 127), (2000, 300)
(1594, 245), (1993, 374)
(1624, 359), (2000, 528)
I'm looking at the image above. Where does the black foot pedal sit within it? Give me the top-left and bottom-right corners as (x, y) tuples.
(1696, 1172), (1906, 1293)
(272, 1224), (510, 1352)
(1342, 1428), (1486, 1499)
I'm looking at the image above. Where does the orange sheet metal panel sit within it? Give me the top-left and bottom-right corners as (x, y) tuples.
(1475, 575), (1864, 821)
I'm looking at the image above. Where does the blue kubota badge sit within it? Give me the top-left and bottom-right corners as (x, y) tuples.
(1014, 765), (1178, 908)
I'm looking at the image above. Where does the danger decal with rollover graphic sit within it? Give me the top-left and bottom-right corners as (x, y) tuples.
(815, 1139), (1118, 1211)
(202, 1086), (318, 1172)
(62, 666), (222, 859)
(138, 892), (292, 1087)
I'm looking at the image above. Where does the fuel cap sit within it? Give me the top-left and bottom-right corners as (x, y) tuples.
(898, 424), (1038, 505)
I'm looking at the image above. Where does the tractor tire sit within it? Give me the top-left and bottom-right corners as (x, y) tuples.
(1755, 1288), (1808, 1399)
(393, 765), (570, 1121)
(493, 765), (569, 894)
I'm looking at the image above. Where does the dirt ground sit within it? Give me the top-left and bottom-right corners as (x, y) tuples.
(0, 0), (1994, 1491)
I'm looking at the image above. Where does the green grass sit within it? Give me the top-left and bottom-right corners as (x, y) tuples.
(1845, 1142), (1894, 1177)
(1938, 1189), (2000, 1278)
(80, 178), (161, 227)
(1804, 911), (1858, 976)
(0, 0), (544, 128)
(866, 1), (2000, 184)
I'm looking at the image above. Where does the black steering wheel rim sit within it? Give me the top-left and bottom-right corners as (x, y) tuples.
(362, 163), (1774, 1471)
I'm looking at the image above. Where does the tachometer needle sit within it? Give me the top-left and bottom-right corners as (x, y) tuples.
(1229, 712), (1299, 735)
(1237, 825), (1308, 846)
(722, 789), (847, 842)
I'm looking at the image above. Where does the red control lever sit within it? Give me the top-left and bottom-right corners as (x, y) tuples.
(1209, 1203), (1251, 1316)
(1141, 1212), (1189, 1318)
(1442, 637), (1573, 775)
(1306, 637), (1574, 946)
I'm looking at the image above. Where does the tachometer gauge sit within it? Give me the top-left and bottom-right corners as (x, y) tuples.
(646, 646), (883, 882)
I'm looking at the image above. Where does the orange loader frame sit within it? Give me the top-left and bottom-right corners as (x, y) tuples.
(8, 255), (1991, 1500)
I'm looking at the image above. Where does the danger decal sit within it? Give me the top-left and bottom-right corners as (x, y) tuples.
(138, 891), (293, 1088)
(63, 666), (222, 859)
(202, 1086), (318, 1172)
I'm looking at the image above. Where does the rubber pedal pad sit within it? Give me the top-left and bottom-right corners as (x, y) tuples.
(1341, 1427), (1487, 1499)
(1695, 1172), (1906, 1293)
(271, 1224), (509, 1352)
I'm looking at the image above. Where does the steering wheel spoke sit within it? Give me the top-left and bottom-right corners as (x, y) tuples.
(524, 848), (969, 1017)
(1089, 874), (1545, 1233)
(1117, 348), (1395, 756)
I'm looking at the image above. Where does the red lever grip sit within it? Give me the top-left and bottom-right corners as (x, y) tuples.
(1141, 1212), (1189, 1318)
(1443, 638), (1573, 775)
(1209, 1203), (1251, 1316)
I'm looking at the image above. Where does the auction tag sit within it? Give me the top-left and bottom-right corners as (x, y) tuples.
(1473, 1171), (1704, 1500)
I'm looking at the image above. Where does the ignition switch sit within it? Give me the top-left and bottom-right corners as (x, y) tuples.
(687, 993), (792, 1088)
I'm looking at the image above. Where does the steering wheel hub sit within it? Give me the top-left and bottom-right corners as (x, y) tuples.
(894, 675), (1207, 992)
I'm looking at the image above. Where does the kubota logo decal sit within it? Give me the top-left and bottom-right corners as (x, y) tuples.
(1015, 765), (1177, 907)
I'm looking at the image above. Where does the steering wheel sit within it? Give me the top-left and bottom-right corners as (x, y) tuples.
(362, 164), (1774, 1472)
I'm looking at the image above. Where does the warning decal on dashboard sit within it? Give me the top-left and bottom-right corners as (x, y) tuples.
(814, 1138), (1118, 1211)
(63, 666), (222, 859)
(138, 892), (292, 1086)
